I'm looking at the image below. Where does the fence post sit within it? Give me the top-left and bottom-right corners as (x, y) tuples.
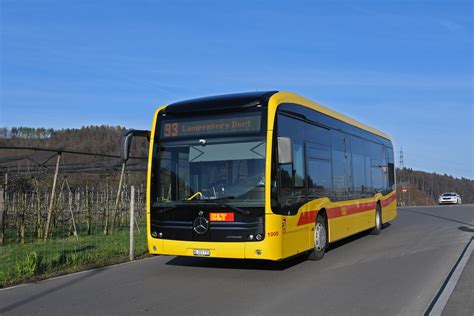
(129, 185), (135, 261)
(0, 173), (8, 244)
(68, 190), (78, 241)
(44, 152), (61, 240)
(0, 185), (4, 244)
(103, 178), (110, 235)
(111, 162), (126, 233)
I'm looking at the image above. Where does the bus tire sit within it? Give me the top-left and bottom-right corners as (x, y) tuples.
(308, 214), (327, 261)
(371, 203), (382, 235)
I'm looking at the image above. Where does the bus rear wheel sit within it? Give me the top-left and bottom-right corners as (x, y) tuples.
(371, 203), (382, 235)
(308, 214), (327, 261)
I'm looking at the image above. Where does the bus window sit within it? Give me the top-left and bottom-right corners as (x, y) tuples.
(293, 143), (305, 188)
(304, 122), (331, 146)
(274, 114), (306, 215)
(307, 144), (332, 198)
(370, 142), (384, 192)
(331, 130), (349, 200)
(351, 136), (367, 197)
(364, 140), (373, 194)
(386, 146), (395, 190)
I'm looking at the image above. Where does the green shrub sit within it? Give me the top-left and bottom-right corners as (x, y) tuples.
(16, 252), (40, 278)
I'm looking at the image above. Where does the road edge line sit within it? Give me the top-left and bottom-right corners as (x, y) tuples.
(424, 237), (474, 316)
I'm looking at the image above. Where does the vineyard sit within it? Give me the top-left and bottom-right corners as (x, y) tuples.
(0, 137), (148, 287)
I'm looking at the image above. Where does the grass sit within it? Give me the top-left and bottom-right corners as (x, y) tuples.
(0, 228), (148, 288)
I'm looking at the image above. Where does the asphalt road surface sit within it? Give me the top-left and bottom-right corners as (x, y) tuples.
(1, 205), (473, 315)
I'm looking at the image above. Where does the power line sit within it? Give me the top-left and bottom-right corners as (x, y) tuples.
(0, 146), (147, 175)
(0, 145), (147, 160)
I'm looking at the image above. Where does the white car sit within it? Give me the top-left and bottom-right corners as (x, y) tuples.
(438, 192), (462, 205)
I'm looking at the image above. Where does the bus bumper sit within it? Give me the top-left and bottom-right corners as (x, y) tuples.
(148, 238), (281, 261)
(147, 214), (284, 261)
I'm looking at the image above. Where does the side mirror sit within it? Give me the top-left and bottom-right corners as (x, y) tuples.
(277, 137), (293, 164)
(121, 129), (150, 162)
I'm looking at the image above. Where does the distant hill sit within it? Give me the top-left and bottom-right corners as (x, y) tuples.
(397, 168), (473, 205)
(0, 126), (147, 157)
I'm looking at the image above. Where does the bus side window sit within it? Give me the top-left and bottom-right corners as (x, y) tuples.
(274, 114), (306, 215)
(370, 142), (384, 192)
(307, 144), (332, 199)
(364, 141), (373, 194)
(331, 130), (349, 201)
(386, 146), (395, 191)
(351, 136), (367, 198)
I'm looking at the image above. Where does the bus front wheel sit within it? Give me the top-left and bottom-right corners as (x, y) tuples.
(308, 214), (327, 261)
(371, 203), (382, 235)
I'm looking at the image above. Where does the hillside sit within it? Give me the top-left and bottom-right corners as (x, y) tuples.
(397, 168), (474, 205)
(0, 126), (148, 158)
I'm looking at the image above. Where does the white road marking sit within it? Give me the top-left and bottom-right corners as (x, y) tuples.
(426, 238), (473, 316)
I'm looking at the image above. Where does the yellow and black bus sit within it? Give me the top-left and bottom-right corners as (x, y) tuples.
(124, 91), (396, 261)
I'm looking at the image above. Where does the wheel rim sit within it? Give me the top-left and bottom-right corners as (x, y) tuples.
(376, 209), (381, 230)
(314, 222), (327, 252)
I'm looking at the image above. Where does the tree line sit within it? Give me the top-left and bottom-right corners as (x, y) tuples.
(0, 125), (147, 157)
(1, 127), (55, 139)
(397, 167), (474, 205)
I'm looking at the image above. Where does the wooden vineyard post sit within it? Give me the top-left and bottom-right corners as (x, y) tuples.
(111, 162), (125, 233)
(103, 178), (110, 235)
(129, 185), (135, 261)
(35, 178), (43, 239)
(44, 152), (61, 240)
(86, 185), (91, 235)
(19, 192), (26, 243)
(0, 184), (4, 244)
(0, 173), (8, 244)
(68, 191), (78, 241)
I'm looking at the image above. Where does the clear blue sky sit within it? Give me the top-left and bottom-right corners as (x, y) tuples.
(1, 0), (472, 179)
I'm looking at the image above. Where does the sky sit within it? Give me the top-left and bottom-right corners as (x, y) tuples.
(0, 0), (472, 179)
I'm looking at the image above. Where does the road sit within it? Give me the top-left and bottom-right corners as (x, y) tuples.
(1, 205), (473, 315)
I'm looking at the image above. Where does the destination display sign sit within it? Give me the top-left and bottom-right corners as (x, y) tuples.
(161, 114), (261, 138)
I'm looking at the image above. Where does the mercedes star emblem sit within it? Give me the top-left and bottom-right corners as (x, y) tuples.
(193, 216), (209, 235)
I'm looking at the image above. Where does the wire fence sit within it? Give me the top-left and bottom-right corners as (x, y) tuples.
(0, 147), (148, 288)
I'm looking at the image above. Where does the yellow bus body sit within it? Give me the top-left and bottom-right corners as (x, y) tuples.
(147, 92), (397, 261)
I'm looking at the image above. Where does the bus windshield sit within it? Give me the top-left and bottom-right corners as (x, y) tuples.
(152, 139), (266, 207)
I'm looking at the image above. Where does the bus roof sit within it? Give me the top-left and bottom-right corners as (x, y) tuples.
(162, 90), (391, 141)
(163, 91), (278, 115)
(269, 92), (392, 141)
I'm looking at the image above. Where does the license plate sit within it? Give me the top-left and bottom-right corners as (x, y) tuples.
(193, 249), (210, 256)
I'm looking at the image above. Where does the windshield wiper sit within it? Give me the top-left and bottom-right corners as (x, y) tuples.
(219, 203), (251, 215)
(206, 196), (236, 202)
(153, 200), (208, 215)
(154, 205), (178, 215)
(153, 198), (251, 216)
(208, 202), (251, 215)
(199, 196), (251, 215)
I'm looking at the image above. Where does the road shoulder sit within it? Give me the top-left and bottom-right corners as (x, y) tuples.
(442, 251), (474, 316)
